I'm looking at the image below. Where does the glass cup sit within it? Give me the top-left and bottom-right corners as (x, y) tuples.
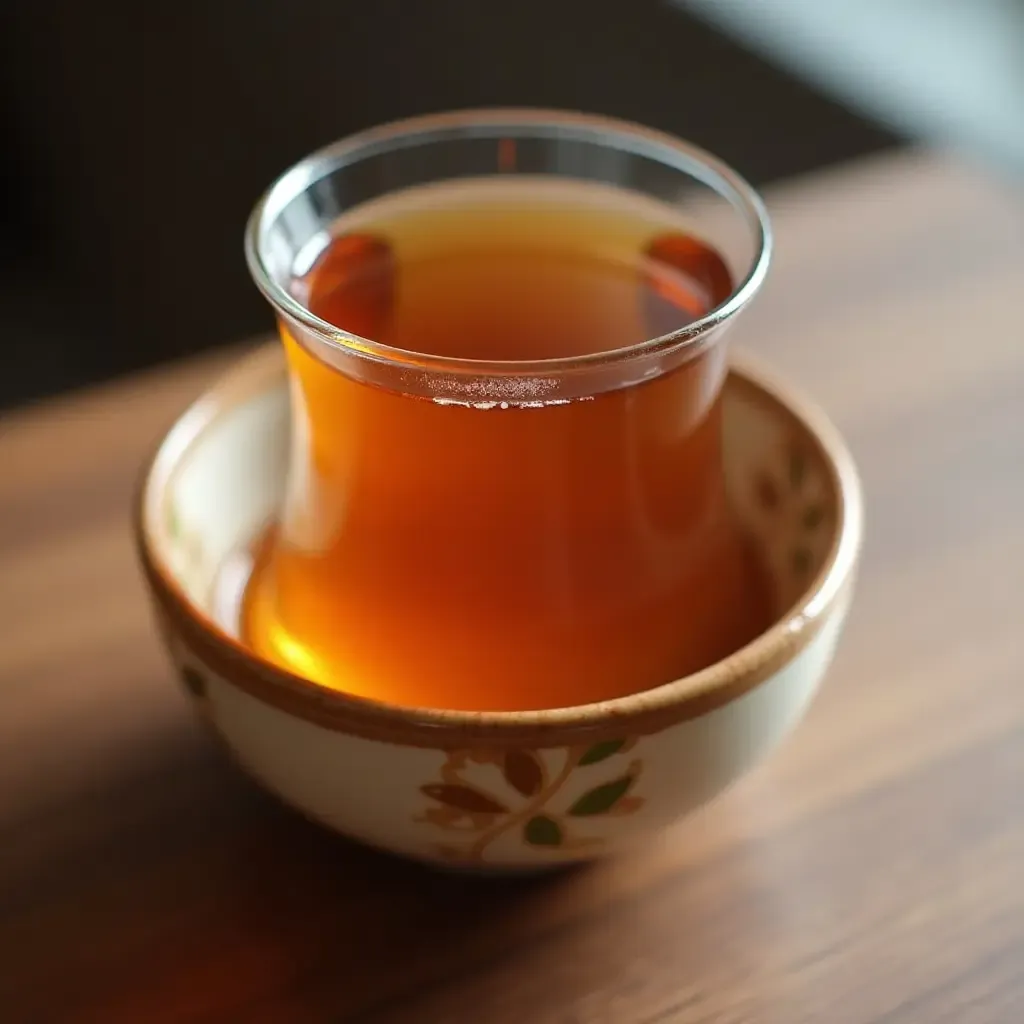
(244, 109), (772, 712)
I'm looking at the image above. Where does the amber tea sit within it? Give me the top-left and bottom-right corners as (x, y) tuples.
(241, 173), (772, 712)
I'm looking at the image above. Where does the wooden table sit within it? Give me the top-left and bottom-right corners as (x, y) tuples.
(2, 151), (1022, 1023)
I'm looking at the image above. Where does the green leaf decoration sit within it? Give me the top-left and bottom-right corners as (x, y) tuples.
(180, 665), (206, 699)
(524, 815), (563, 846)
(578, 739), (626, 766)
(569, 775), (635, 816)
(420, 784), (508, 814)
(503, 750), (544, 797)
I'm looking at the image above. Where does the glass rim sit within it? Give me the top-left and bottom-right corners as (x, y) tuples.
(244, 107), (773, 377)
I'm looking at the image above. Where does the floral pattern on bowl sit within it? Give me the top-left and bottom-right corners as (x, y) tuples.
(417, 740), (644, 863)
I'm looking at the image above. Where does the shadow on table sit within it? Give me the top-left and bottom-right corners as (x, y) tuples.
(2, 704), (590, 1022)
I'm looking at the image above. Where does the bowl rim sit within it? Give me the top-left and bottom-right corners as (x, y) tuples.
(136, 344), (863, 747)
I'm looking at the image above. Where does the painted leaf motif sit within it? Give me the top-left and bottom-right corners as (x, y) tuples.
(568, 775), (635, 816)
(578, 739), (626, 766)
(420, 784), (508, 814)
(503, 750), (544, 796)
(180, 665), (206, 699)
(524, 815), (563, 846)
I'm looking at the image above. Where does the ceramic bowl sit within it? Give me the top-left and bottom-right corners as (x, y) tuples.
(136, 345), (862, 871)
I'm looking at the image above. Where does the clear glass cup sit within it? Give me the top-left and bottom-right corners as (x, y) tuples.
(244, 109), (772, 712)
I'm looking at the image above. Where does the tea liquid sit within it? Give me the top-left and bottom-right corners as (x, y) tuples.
(243, 179), (772, 710)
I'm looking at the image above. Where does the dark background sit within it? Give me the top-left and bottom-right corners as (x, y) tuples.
(0, 0), (897, 410)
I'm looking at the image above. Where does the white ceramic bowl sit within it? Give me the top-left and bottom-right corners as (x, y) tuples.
(136, 345), (862, 871)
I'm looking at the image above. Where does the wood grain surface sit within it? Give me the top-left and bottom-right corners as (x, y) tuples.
(1, 151), (1022, 1023)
